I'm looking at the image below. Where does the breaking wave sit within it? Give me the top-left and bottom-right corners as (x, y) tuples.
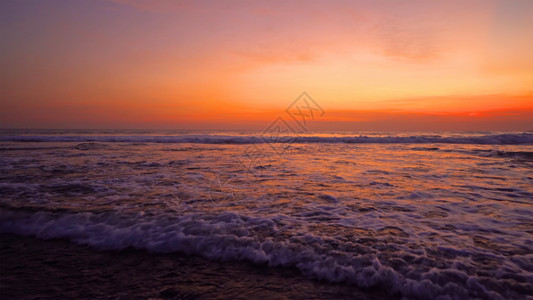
(1, 208), (529, 299)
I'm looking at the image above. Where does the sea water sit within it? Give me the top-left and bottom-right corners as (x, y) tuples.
(1, 130), (532, 299)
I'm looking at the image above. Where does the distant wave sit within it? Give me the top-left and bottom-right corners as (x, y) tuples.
(1, 133), (532, 145)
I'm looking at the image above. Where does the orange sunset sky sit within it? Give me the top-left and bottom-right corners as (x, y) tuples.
(1, 0), (532, 131)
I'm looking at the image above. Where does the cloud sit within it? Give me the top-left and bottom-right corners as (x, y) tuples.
(312, 107), (533, 131)
(108, 0), (190, 13)
(376, 93), (533, 113)
(377, 19), (442, 62)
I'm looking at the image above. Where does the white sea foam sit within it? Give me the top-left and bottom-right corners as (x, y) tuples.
(1, 209), (531, 299)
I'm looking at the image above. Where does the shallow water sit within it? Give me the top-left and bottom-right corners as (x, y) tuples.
(1, 130), (532, 299)
(1, 234), (388, 299)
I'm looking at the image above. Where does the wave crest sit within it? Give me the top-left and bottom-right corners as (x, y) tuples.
(1, 133), (532, 145)
(1, 208), (521, 299)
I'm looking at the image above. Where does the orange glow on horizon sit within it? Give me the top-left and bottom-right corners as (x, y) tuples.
(1, 0), (532, 130)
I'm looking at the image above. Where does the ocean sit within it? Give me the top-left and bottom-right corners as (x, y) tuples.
(1, 130), (532, 299)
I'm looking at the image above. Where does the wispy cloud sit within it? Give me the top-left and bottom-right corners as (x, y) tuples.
(377, 93), (533, 113)
(109, 0), (190, 13)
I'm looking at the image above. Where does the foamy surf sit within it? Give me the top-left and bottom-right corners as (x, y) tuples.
(2, 208), (529, 299)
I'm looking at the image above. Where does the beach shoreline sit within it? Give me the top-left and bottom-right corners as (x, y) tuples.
(0, 234), (389, 299)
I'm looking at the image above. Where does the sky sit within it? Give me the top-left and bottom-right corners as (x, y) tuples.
(1, 0), (532, 131)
